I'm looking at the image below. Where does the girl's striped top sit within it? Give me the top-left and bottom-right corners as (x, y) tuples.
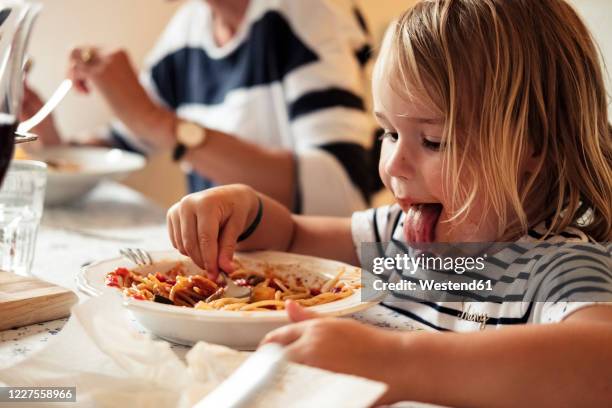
(352, 204), (612, 331)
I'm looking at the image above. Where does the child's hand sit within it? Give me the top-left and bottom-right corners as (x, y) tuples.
(261, 301), (406, 404)
(166, 184), (260, 278)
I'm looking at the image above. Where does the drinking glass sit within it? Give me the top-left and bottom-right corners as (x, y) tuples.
(0, 160), (47, 276)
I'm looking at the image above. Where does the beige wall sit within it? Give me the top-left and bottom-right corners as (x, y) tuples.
(569, 0), (612, 99)
(25, 0), (611, 208)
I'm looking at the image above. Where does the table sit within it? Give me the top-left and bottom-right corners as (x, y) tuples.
(0, 181), (418, 366)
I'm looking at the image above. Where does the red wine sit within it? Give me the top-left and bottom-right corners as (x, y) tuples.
(0, 114), (16, 184)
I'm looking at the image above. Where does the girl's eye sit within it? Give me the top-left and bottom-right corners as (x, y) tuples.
(422, 137), (442, 151)
(379, 131), (399, 142)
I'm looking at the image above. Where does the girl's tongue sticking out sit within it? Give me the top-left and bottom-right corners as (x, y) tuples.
(403, 203), (443, 244)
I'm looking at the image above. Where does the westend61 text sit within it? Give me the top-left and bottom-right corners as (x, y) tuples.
(373, 279), (494, 292)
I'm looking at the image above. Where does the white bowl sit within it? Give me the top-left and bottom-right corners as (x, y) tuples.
(76, 250), (377, 349)
(31, 146), (145, 206)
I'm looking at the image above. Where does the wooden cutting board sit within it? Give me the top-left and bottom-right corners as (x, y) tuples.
(0, 271), (78, 331)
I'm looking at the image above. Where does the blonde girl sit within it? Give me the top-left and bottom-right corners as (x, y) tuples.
(167, 0), (612, 405)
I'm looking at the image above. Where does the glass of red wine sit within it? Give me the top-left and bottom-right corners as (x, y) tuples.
(0, 118), (17, 186)
(0, 4), (40, 184)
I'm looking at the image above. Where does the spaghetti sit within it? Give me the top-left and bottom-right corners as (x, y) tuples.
(105, 260), (357, 311)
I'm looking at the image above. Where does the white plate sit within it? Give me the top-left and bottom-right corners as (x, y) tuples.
(31, 146), (145, 206)
(76, 250), (377, 349)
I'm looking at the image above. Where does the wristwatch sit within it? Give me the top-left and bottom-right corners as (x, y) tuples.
(172, 120), (207, 162)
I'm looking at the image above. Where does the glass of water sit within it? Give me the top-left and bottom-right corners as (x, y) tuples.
(0, 160), (47, 276)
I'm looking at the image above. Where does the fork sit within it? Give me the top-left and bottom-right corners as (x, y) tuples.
(120, 248), (153, 266)
(17, 79), (73, 134)
(206, 271), (251, 302)
(14, 132), (38, 144)
(120, 248), (251, 300)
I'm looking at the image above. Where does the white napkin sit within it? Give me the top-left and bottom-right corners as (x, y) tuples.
(0, 295), (386, 408)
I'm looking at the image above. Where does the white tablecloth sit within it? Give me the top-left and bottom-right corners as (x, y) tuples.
(0, 181), (419, 372)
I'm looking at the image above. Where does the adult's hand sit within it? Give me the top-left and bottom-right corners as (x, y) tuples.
(68, 46), (175, 148)
(20, 83), (63, 146)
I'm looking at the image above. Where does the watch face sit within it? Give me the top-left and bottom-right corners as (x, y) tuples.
(177, 121), (205, 147)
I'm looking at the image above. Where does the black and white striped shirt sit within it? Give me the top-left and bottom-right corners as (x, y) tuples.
(111, 0), (376, 215)
(352, 205), (612, 331)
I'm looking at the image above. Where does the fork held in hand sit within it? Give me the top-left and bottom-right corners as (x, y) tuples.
(120, 248), (153, 266)
(119, 248), (251, 300)
(205, 271), (251, 302)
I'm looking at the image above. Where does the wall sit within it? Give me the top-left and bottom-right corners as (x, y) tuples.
(25, 0), (612, 208)
(568, 0), (612, 98)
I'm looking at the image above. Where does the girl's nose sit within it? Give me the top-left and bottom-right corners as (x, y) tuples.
(383, 140), (417, 180)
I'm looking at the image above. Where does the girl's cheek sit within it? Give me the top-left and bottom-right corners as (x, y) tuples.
(378, 142), (394, 189)
(424, 164), (443, 193)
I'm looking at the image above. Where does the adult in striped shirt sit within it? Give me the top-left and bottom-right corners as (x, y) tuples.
(22, 0), (375, 215)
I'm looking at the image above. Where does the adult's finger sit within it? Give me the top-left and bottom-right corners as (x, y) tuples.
(285, 300), (319, 322)
(67, 62), (90, 94)
(69, 46), (100, 68)
(68, 47), (100, 93)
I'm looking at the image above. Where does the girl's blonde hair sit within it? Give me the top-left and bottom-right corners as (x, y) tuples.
(375, 0), (612, 242)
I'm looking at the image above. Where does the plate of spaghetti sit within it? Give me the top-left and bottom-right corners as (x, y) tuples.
(77, 250), (376, 349)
